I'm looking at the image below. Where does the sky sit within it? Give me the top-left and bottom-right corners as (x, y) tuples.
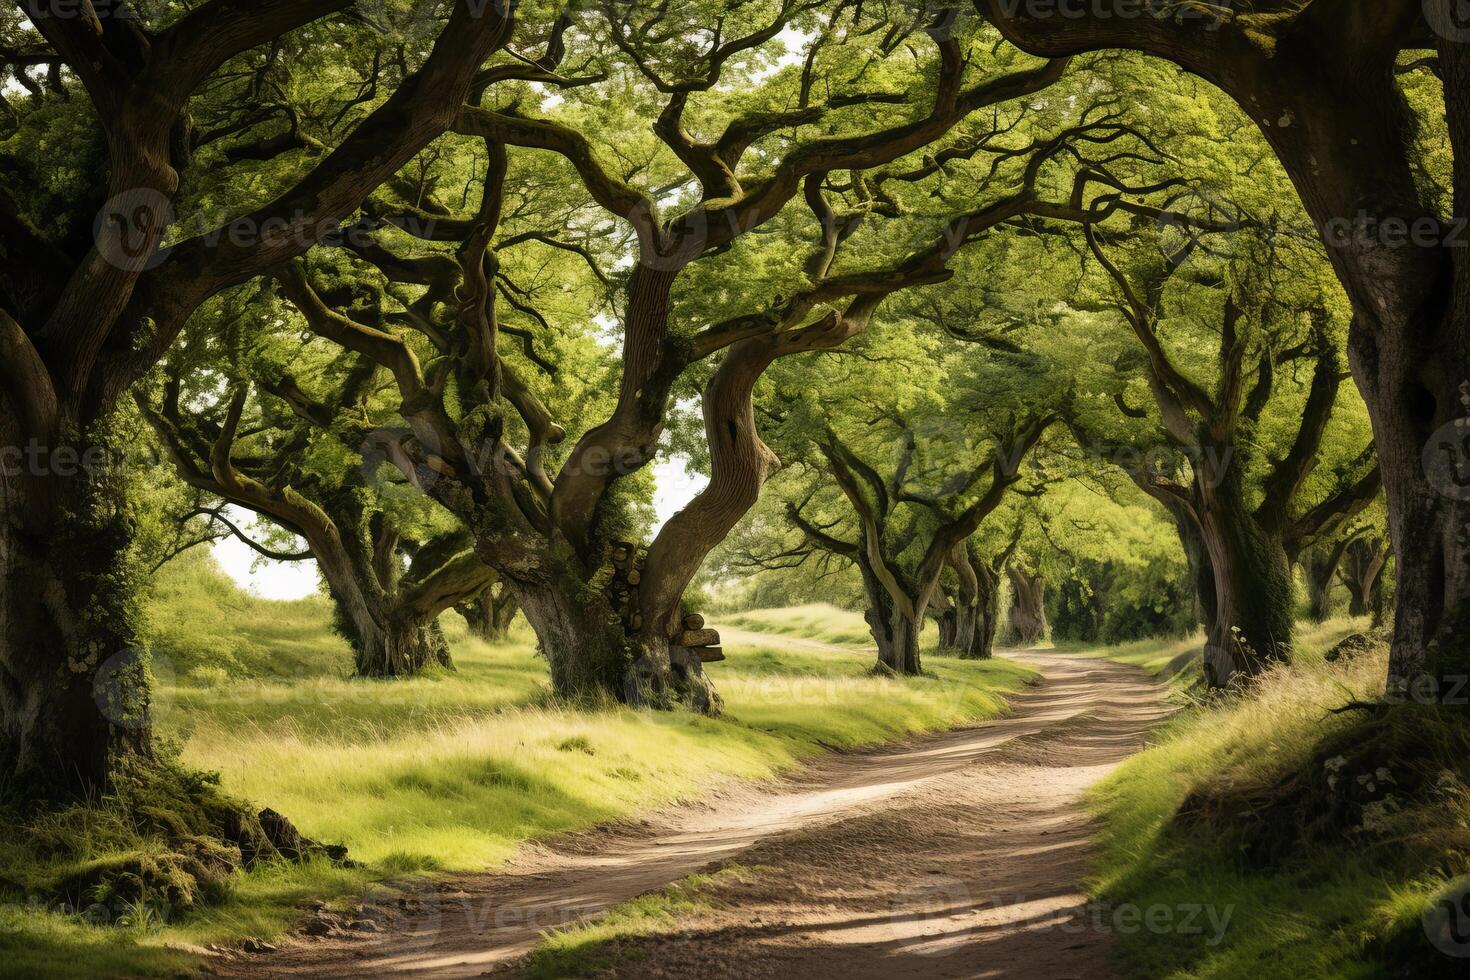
(213, 455), (709, 599)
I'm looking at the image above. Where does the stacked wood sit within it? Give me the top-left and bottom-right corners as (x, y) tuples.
(605, 543), (725, 666)
(677, 628), (720, 648)
(669, 644), (724, 664)
(673, 619), (722, 663)
(607, 540), (644, 632)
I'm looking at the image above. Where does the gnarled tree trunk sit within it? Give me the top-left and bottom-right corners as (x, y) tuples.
(1005, 566), (1048, 647)
(504, 552), (631, 704)
(1304, 533), (1359, 623)
(970, 562), (1003, 659)
(858, 555), (923, 675)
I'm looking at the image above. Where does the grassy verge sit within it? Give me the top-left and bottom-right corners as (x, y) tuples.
(1085, 620), (1470, 978)
(523, 866), (764, 979)
(1055, 617), (1369, 687)
(0, 573), (1034, 979)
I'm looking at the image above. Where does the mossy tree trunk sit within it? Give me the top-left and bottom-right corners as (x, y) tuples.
(1304, 532), (1362, 623)
(1195, 459), (1297, 687)
(857, 554), (924, 676)
(950, 538), (1007, 660)
(0, 432), (152, 799)
(975, 562), (1005, 659)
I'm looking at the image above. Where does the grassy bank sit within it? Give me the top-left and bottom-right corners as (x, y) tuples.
(0, 569), (1033, 979)
(1056, 618), (1367, 687)
(1085, 619), (1470, 978)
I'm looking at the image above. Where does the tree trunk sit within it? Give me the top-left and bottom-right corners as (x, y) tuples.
(875, 610), (923, 676)
(967, 563), (1003, 660)
(1164, 498), (1217, 633)
(456, 583), (517, 641)
(936, 600), (960, 651)
(859, 556), (922, 675)
(940, 545), (981, 656)
(1341, 538), (1388, 620)
(1005, 567), (1048, 647)
(351, 616), (452, 677)
(505, 554), (630, 702)
(1196, 464), (1295, 687)
(0, 435), (151, 800)
(1304, 544), (1350, 623)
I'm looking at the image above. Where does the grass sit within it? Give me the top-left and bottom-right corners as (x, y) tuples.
(0, 567), (1035, 979)
(523, 866), (763, 979)
(1083, 616), (1470, 978)
(720, 603), (880, 647)
(1056, 618), (1370, 687)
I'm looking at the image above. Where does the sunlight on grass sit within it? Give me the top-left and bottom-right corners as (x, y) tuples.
(1083, 617), (1467, 978)
(170, 632), (1033, 871)
(523, 866), (763, 979)
(719, 603), (876, 646)
(0, 597), (1034, 977)
(1056, 616), (1371, 687)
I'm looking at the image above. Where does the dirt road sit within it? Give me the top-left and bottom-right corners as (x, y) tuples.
(205, 653), (1169, 979)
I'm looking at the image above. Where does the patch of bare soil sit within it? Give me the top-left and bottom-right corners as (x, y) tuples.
(203, 653), (1168, 979)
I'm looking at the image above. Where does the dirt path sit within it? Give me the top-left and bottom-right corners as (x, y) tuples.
(205, 653), (1169, 979)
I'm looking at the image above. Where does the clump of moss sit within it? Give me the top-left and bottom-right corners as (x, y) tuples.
(1, 754), (348, 924)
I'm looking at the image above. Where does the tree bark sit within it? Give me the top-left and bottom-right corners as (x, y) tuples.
(1005, 566), (1048, 647)
(859, 555), (923, 675)
(505, 555), (631, 703)
(1166, 496), (1217, 632)
(1304, 533), (1359, 623)
(963, 561), (1003, 660)
(1195, 460), (1296, 687)
(0, 434), (151, 799)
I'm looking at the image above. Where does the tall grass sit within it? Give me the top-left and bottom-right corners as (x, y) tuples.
(0, 578), (1034, 978)
(1086, 617), (1470, 978)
